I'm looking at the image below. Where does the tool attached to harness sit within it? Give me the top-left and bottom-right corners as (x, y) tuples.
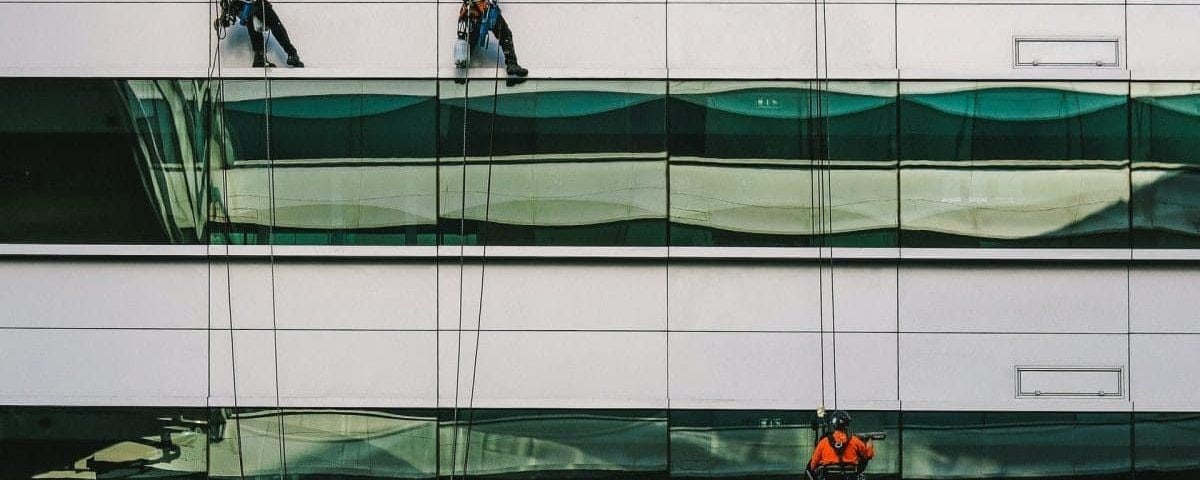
(453, 18), (471, 67)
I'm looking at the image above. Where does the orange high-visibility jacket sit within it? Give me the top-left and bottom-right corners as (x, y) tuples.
(808, 430), (875, 470)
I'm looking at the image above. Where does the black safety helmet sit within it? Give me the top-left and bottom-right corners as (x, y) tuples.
(829, 411), (852, 430)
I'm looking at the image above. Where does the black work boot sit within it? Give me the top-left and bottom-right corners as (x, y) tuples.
(505, 61), (528, 77)
(500, 41), (527, 77)
(286, 54), (304, 68)
(252, 53), (276, 68)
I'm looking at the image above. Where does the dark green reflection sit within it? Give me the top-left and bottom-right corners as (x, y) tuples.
(667, 81), (898, 248)
(1134, 413), (1200, 480)
(1131, 85), (1200, 248)
(440, 409), (668, 480)
(438, 80), (667, 247)
(0, 79), (207, 244)
(0, 406), (208, 478)
(213, 80), (439, 246)
(901, 412), (1131, 480)
(899, 83), (1130, 248)
(670, 410), (815, 480)
(208, 408), (437, 479)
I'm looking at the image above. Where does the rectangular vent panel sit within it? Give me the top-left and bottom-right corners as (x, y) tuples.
(1015, 38), (1119, 67)
(1016, 366), (1124, 398)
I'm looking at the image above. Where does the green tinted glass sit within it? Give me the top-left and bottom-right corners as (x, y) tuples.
(213, 80), (438, 246)
(440, 409), (668, 479)
(899, 82), (1130, 248)
(439, 80), (667, 246)
(0, 79), (211, 244)
(668, 81), (898, 247)
(901, 411), (1131, 480)
(1131, 83), (1200, 248)
(0, 406), (208, 478)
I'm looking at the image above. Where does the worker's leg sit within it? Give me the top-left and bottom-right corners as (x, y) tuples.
(261, 1), (303, 66)
(492, 14), (526, 76)
(246, 19), (274, 67)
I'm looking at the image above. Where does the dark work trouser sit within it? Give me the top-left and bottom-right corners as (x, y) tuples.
(247, 0), (299, 57)
(468, 13), (519, 65)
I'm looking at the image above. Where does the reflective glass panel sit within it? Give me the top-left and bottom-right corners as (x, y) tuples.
(214, 80), (438, 245)
(901, 412), (1131, 480)
(208, 408), (438, 479)
(438, 80), (667, 246)
(899, 82), (1130, 248)
(0, 406), (208, 478)
(1134, 413), (1200, 480)
(670, 410), (816, 480)
(668, 82), (898, 247)
(0, 79), (207, 244)
(440, 409), (669, 479)
(1131, 83), (1200, 248)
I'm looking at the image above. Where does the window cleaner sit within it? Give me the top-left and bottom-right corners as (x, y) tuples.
(215, 0), (305, 68)
(807, 411), (882, 480)
(455, 0), (528, 79)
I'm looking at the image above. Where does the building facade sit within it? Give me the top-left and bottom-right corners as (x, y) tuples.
(1, 1), (1199, 478)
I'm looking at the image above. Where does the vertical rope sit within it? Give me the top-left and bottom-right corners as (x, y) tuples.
(460, 46), (504, 480)
(258, 8), (289, 474)
(448, 26), (471, 480)
(810, 0), (827, 413)
(211, 2), (249, 476)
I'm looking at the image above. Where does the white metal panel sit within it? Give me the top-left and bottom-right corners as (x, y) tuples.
(0, 260), (207, 329)
(1130, 265), (1200, 333)
(0, 329), (207, 406)
(209, 330), (283, 407)
(272, 262), (437, 330)
(209, 261), (277, 330)
(824, 4), (897, 78)
(898, 264), (1128, 333)
(475, 263), (666, 331)
(215, 3), (437, 77)
(667, 3), (815, 79)
(899, 333), (1130, 411)
(439, 331), (667, 408)
(275, 331), (437, 407)
(1128, 5), (1200, 79)
(1130, 334), (1200, 411)
(0, 3), (209, 77)
(831, 264), (898, 332)
(669, 332), (821, 409)
(668, 264), (820, 332)
(897, 5), (1127, 79)
(439, 3), (668, 78)
(438, 260), (487, 330)
(831, 333), (899, 410)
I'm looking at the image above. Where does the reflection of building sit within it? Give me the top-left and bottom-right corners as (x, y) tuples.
(2, 6), (1200, 479)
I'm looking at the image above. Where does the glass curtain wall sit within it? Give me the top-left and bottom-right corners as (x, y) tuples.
(667, 81), (897, 247)
(899, 82), (1130, 248)
(5, 408), (1198, 479)
(214, 79), (439, 246)
(7, 79), (1200, 250)
(438, 80), (667, 246)
(1131, 83), (1200, 248)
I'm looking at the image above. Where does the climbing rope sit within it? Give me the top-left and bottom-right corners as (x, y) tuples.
(449, 15), (505, 480)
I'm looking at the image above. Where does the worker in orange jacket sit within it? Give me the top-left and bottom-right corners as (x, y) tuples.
(808, 411), (875, 478)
